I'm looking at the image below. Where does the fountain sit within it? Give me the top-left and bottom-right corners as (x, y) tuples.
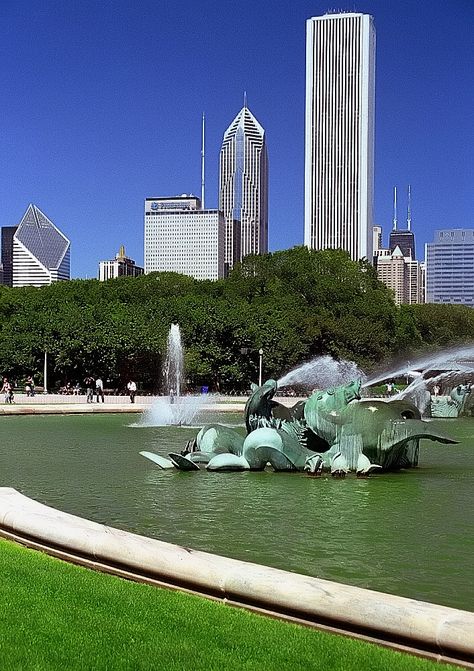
(362, 344), (474, 389)
(140, 324), (213, 427)
(163, 323), (184, 398)
(363, 345), (474, 418)
(140, 344), (474, 473)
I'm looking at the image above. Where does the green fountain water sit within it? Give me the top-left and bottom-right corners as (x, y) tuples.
(0, 412), (472, 612)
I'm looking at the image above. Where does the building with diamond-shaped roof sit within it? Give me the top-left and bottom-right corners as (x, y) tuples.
(219, 103), (268, 273)
(12, 204), (70, 287)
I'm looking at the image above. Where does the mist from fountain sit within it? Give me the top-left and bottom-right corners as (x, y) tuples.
(392, 368), (472, 416)
(140, 324), (214, 427)
(362, 344), (474, 388)
(390, 375), (431, 415)
(278, 345), (474, 417)
(277, 355), (366, 390)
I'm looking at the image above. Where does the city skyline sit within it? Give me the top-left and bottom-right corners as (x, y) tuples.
(0, 0), (472, 278)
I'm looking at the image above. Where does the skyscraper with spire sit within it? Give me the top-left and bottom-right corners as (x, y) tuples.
(219, 100), (268, 271)
(376, 186), (423, 304)
(389, 185), (416, 259)
(304, 12), (376, 261)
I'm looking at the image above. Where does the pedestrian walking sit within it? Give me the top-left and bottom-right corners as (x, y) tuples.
(84, 376), (94, 403)
(95, 377), (105, 403)
(127, 380), (137, 403)
(1, 378), (14, 404)
(25, 375), (35, 397)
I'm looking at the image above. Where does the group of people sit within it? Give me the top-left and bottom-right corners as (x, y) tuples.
(1, 374), (138, 404)
(1, 375), (36, 403)
(82, 377), (137, 403)
(84, 376), (105, 403)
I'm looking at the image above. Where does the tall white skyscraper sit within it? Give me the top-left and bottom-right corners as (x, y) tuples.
(304, 12), (376, 261)
(12, 204), (70, 287)
(219, 104), (268, 271)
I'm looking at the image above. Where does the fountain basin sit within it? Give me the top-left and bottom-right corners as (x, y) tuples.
(1, 487), (473, 666)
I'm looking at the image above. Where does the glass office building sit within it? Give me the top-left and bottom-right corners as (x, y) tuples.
(425, 229), (474, 306)
(12, 204), (70, 287)
(1, 226), (18, 286)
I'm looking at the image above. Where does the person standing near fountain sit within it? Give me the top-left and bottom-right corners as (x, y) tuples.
(95, 376), (105, 403)
(84, 376), (95, 403)
(1, 378), (13, 404)
(127, 379), (137, 404)
(385, 381), (394, 396)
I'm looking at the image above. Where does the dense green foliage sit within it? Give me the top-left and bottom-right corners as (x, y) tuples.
(0, 539), (457, 670)
(0, 247), (473, 392)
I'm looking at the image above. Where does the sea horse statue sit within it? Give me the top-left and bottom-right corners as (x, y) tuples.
(141, 379), (457, 474)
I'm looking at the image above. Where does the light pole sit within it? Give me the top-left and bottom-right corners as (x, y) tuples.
(258, 348), (263, 387)
(43, 351), (48, 394)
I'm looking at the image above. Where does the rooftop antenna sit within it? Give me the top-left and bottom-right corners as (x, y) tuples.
(406, 184), (412, 231)
(243, 90), (248, 108)
(201, 113), (205, 209)
(392, 186), (398, 230)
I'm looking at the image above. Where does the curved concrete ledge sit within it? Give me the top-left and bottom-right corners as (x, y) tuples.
(0, 402), (245, 416)
(0, 488), (472, 666)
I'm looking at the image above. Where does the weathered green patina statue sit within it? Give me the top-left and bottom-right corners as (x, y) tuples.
(141, 378), (457, 475)
(431, 384), (473, 418)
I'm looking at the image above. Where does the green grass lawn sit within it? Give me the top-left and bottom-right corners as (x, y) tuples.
(0, 538), (460, 670)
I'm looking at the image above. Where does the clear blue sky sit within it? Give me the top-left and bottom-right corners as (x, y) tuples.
(1, 0), (472, 278)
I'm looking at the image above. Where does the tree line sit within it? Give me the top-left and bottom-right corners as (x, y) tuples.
(0, 247), (472, 392)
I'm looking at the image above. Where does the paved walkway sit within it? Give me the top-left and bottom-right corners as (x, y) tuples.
(0, 394), (303, 416)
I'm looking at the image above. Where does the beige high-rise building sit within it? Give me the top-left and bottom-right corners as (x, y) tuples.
(376, 246), (424, 305)
(305, 12), (376, 261)
(377, 247), (406, 304)
(99, 245), (143, 281)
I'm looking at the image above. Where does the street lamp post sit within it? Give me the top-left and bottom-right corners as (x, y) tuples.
(43, 351), (48, 394)
(258, 348), (263, 387)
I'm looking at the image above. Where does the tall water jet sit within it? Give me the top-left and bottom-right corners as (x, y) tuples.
(163, 323), (184, 397)
(139, 323), (215, 427)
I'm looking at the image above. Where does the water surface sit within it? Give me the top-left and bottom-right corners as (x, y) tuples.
(1, 412), (472, 612)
